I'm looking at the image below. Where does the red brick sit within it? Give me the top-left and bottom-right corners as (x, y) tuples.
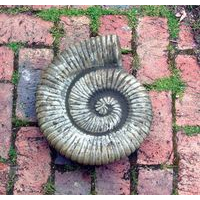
(137, 168), (173, 195)
(136, 17), (170, 84)
(0, 83), (13, 159)
(177, 131), (200, 195)
(14, 127), (51, 195)
(55, 169), (91, 195)
(60, 16), (90, 51)
(95, 158), (130, 195)
(0, 162), (10, 195)
(0, 14), (53, 45)
(99, 15), (132, 49)
(137, 91), (173, 165)
(176, 55), (200, 126)
(16, 48), (54, 122)
(0, 46), (14, 81)
(122, 54), (133, 74)
(178, 23), (196, 50)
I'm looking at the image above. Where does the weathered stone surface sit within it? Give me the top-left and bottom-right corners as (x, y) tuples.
(0, 83), (13, 159)
(95, 158), (130, 195)
(176, 55), (200, 126)
(136, 17), (170, 84)
(0, 162), (10, 195)
(122, 54), (133, 74)
(178, 23), (196, 50)
(16, 48), (54, 122)
(0, 46), (14, 81)
(14, 127), (51, 195)
(137, 168), (173, 195)
(55, 169), (91, 195)
(177, 131), (200, 195)
(99, 15), (132, 49)
(60, 16), (90, 51)
(137, 91), (173, 165)
(0, 14), (53, 45)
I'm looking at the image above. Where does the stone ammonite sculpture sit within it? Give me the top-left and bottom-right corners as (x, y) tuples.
(36, 35), (153, 165)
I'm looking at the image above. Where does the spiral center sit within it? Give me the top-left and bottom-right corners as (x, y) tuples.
(95, 97), (118, 116)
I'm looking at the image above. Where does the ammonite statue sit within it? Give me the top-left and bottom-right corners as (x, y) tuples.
(36, 35), (153, 165)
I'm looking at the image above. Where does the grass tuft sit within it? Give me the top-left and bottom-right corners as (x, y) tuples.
(0, 157), (7, 163)
(9, 145), (17, 165)
(50, 25), (64, 51)
(11, 71), (20, 85)
(0, 6), (31, 15)
(144, 70), (185, 96)
(37, 8), (85, 22)
(12, 117), (29, 128)
(43, 178), (55, 195)
(7, 42), (25, 55)
(174, 125), (200, 136)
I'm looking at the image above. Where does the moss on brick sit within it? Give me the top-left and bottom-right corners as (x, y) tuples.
(144, 72), (185, 96)
(11, 70), (19, 85)
(43, 177), (55, 195)
(174, 125), (200, 136)
(7, 42), (25, 55)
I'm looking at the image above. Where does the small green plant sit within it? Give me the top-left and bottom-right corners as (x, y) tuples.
(130, 166), (138, 195)
(43, 178), (55, 195)
(12, 117), (29, 127)
(50, 25), (64, 51)
(37, 8), (85, 22)
(7, 42), (25, 54)
(172, 188), (179, 195)
(121, 49), (132, 54)
(7, 172), (16, 194)
(86, 6), (102, 35)
(0, 157), (7, 163)
(126, 7), (139, 28)
(174, 125), (200, 136)
(0, 6), (31, 15)
(144, 72), (185, 96)
(11, 71), (20, 85)
(9, 145), (17, 165)
(90, 167), (97, 195)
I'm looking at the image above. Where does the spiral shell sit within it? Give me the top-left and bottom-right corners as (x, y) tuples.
(36, 35), (153, 165)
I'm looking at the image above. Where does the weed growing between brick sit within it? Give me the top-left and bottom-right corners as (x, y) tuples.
(144, 73), (185, 96)
(130, 166), (138, 195)
(6, 170), (16, 194)
(7, 42), (25, 55)
(12, 117), (29, 128)
(90, 167), (97, 195)
(11, 70), (19, 85)
(0, 6), (32, 14)
(121, 49), (132, 54)
(43, 177), (55, 195)
(174, 125), (200, 136)
(50, 25), (64, 53)
(8, 145), (17, 165)
(37, 8), (86, 22)
(0, 157), (7, 163)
